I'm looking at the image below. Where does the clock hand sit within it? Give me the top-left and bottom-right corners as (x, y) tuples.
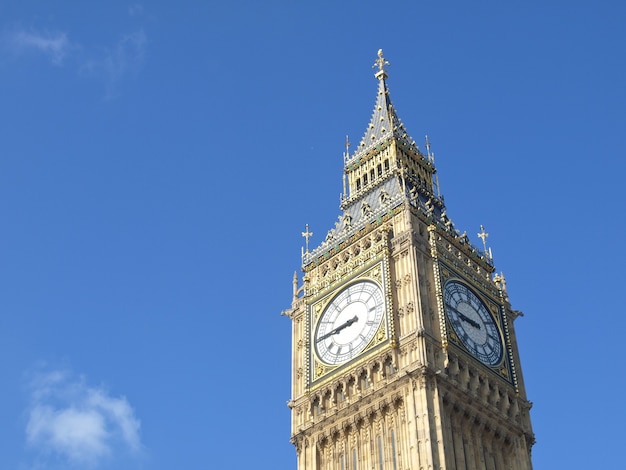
(317, 315), (359, 342)
(445, 303), (481, 329)
(320, 316), (358, 340)
(458, 312), (481, 329)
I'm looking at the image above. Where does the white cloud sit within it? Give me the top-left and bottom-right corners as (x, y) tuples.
(25, 369), (141, 467)
(27, 405), (109, 463)
(7, 30), (71, 65)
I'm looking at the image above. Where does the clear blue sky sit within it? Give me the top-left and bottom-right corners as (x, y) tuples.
(1, 1), (624, 469)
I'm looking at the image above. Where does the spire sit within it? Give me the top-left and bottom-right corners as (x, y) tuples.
(351, 49), (419, 160)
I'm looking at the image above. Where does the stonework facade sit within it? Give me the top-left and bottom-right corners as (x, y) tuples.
(283, 50), (534, 470)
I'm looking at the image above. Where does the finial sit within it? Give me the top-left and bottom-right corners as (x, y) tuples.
(425, 135), (433, 161)
(498, 272), (508, 292)
(398, 165), (407, 194)
(373, 49), (390, 79)
(292, 271), (299, 299)
(426, 135), (441, 198)
(302, 224), (313, 253)
(343, 135), (350, 198)
(477, 225), (492, 259)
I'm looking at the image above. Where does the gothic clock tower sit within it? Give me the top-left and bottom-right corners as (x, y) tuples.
(284, 50), (534, 470)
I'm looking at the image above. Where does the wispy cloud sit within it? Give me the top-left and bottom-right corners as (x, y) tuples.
(2, 5), (148, 98)
(6, 30), (71, 65)
(25, 369), (141, 467)
(128, 3), (145, 17)
(81, 29), (147, 98)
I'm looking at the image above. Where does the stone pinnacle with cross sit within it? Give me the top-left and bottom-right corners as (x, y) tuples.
(478, 225), (489, 253)
(302, 224), (313, 253)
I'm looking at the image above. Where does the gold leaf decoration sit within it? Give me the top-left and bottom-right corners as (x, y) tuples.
(316, 363), (326, 379)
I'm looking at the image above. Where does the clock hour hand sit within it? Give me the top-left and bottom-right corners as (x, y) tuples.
(317, 316), (359, 342)
(457, 312), (481, 329)
(445, 303), (481, 330)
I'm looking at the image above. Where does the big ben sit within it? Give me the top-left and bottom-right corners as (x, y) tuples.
(284, 50), (534, 470)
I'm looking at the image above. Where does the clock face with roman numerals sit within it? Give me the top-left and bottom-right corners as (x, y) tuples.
(443, 280), (503, 366)
(314, 280), (385, 366)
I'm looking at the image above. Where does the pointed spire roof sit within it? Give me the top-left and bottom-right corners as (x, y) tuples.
(350, 49), (419, 161)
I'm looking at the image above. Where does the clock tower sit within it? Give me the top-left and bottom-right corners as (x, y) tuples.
(284, 50), (534, 470)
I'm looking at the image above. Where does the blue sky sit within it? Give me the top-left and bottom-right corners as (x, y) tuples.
(1, 1), (625, 469)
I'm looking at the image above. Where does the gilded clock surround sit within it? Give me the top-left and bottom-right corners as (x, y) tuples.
(430, 225), (520, 389)
(284, 50), (533, 470)
(308, 257), (394, 386)
(443, 279), (504, 366)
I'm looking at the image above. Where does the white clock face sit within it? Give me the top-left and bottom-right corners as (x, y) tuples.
(443, 280), (503, 366)
(314, 280), (385, 365)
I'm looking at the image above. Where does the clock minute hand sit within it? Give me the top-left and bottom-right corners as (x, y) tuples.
(317, 315), (359, 342)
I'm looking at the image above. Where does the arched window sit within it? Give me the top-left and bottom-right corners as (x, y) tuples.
(337, 386), (346, 403)
(384, 357), (396, 377)
(312, 397), (322, 417)
(391, 429), (398, 470)
(360, 372), (370, 390)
